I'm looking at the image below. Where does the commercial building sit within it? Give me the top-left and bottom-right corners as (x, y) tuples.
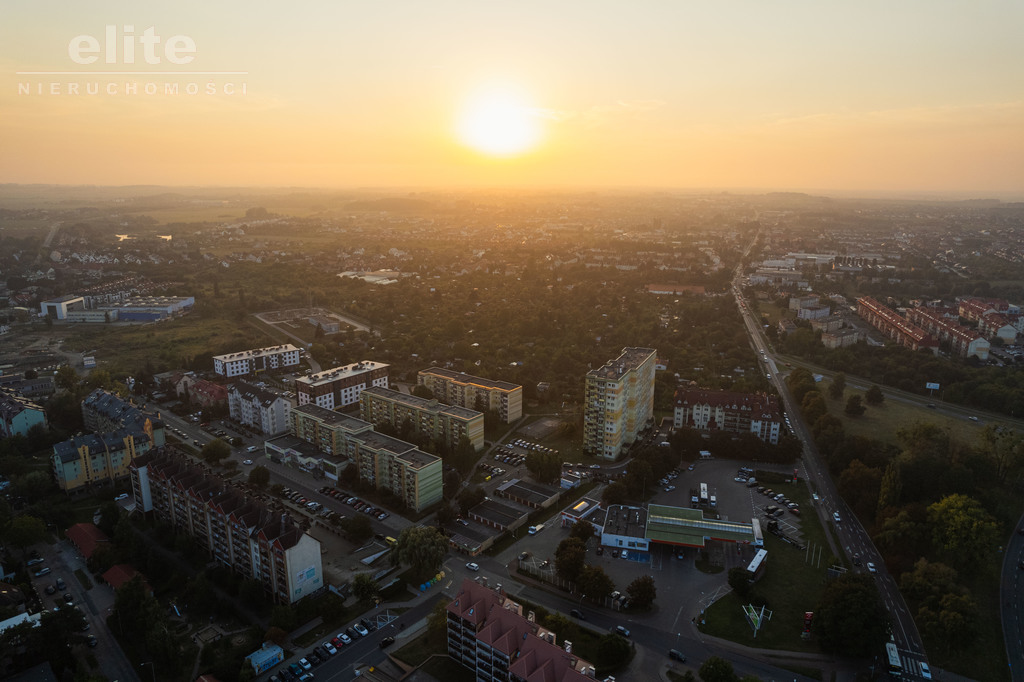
(352, 431), (442, 513)
(822, 328), (865, 349)
(213, 344), (302, 378)
(40, 295), (85, 320)
(0, 389), (47, 438)
(359, 386), (485, 452)
(796, 304), (830, 320)
(583, 347), (657, 460)
(130, 449), (323, 604)
(66, 308), (118, 323)
(228, 381), (292, 435)
(98, 295), (194, 322)
(52, 429), (154, 493)
(417, 368), (523, 423)
(673, 387), (784, 444)
(290, 403), (373, 457)
(447, 578), (596, 682)
(296, 361), (389, 410)
(856, 297), (938, 352)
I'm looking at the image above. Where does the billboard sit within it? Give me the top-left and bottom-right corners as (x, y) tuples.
(925, 382), (940, 390)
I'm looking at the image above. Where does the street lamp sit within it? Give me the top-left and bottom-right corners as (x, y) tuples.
(140, 661), (156, 682)
(578, 593), (586, 609)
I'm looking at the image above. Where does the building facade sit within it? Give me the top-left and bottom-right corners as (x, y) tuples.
(359, 386), (485, 452)
(228, 381), (292, 435)
(446, 578), (595, 682)
(417, 368), (523, 423)
(673, 387), (784, 444)
(583, 347), (657, 460)
(213, 344), (302, 378)
(295, 361), (389, 410)
(0, 389), (47, 437)
(52, 430), (153, 492)
(130, 449), (323, 604)
(352, 431), (442, 513)
(905, 306), (990, 360)
(290, 403), (374, 457)
(856, 297), (938, 352)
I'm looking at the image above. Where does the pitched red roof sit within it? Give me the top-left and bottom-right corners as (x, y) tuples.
(65, 522), (110, 559)
(102, 564), (152, 594)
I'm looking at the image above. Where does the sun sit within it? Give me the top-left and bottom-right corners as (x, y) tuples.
(457, 86), (541, 157)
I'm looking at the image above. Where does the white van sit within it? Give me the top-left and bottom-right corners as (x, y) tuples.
(246, 445), (259, 453)
(528, 524), (545, 535)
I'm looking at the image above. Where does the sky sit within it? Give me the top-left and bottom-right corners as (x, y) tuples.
(1, 1), (1023, 197)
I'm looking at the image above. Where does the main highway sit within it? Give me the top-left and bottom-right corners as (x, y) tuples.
(731, 275), (933, 680)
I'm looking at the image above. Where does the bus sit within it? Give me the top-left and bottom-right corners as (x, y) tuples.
(699, 483), (709, 506)
(751, 518), (764, 548)
(746, 548), (768, 580)
(885, 642), (902, 677)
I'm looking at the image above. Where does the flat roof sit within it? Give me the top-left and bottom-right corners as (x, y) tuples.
(587, 347), (656, 381)
(298, 360), (388, 387)
(292, 403), (373, 430)
(470, 499), (528, 527)
(495, 479), (559, 506)
(645, 504), (754, 546)
(214, 344), (300, 362)
(361, 386), (481, 419)
(418, 367), (520, 392)
(602, 504), (648, 539)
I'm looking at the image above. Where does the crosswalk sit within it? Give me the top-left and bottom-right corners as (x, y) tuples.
(896, 649), (930, 680)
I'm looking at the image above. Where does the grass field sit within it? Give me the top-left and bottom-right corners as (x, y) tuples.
(700, 482), (836, 657)
(60, 316), (270, 376)
(824, 381), (985, 447)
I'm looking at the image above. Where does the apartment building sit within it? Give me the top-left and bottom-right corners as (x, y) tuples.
(296, 361), (389, 410)
(673, 387), (783, 444)
(583, 347), (657, 460)
(352, 430), (442, 513)
(290, 403), (374, 457)
(856, 297), (938, 352)
(958, 297), (1013, 323)
(359, 386), (485, 452)
(228, 381), (292, 435)
(905, 307), (990, 360)
(446, 578), (595, 682)
(213, 344), (302, 378)
(81, 389), (164, 436)
(130, 449), (323, 604)
(52, 429), (153, 492)
(0, 389), (47, 437)
(417, 368), (522, 423)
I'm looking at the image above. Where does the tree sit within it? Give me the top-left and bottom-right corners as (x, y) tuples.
(865, 384), (885, 405)
(55, 364), (80, 391)
(248, 465), (270, 489)
(427, 596), (450, 638)
(525, 451), (562, 484)
(577, 565), (614, 601)
(340, 514), (373, 544)
(927, 494), (999, 572)
(200, 439), (231, 465)
(5, 514), (45, 555)
(727, 566), (752, 600)
(591, 633), (632, 670)
(876, 461), (902, 515)
(838, 459), (882, 521)
(457, 486), (485, 516)
(698, 656), (739, 682)
(814, 574), (890, 656)
(435, 503), (457, 527)
(351, 573), (380, 602)
(801, 391), (827, 424)
(828, 372), (846, 400)
(555, 537), (586, 583)
(265, 626), (288, 646)
(626, 575), (656, 610)
(844, 395), (865, 416)
(978, 424), (1024, 482)
(392, 525), (448, 577)
(411, 384), (434, 400)
(568, 520), (596, 544)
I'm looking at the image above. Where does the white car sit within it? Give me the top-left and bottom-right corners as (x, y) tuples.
(919, 662), (932, 679)
(866, 562), (877, 573)
(298, 658), (311, 670)
(466, 562), (480, 571)
(323, 642), (337, 655)
(353, 623), (369, 637)
(242, 459), (253, 465)
(114, 493), (129, 501)
(833, 512), (841, 523)
(338, 633), (352, 645)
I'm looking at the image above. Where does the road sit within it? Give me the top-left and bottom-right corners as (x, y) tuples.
(1002, 517), (1024, 682)
(732, 275), (932, 680)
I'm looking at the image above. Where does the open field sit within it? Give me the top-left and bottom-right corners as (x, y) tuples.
(826, 383), (987, 447)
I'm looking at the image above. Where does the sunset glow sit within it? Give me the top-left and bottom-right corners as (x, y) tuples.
(457, 87), (541, 157)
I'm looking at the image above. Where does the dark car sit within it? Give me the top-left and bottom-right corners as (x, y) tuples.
(86, 635), (98, 648)
(613, 625), (630, 638)
(379, 636), (395, 648)
(669, 649), (687, 662)
(55, 578), (66, 590)
(44, 584), (56, 595)
(63, 593), (74, 604)
(569, 609), (585, 620)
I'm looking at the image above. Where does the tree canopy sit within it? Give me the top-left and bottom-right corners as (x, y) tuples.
(813, 574), (890, 657)
(392, 525), (448, 577)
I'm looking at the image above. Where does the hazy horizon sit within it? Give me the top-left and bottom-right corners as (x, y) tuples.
(3, 1), (1023, 197)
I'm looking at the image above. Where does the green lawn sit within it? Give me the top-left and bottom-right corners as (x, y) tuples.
(826, 384), (983, 447)
(700, 483), (836, 654)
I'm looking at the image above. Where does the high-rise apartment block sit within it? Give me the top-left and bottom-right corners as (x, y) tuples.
(417, 368), (522, 423)
(295, 361), (389, 410)
(583, 347), (656, 460)
(130, 449), (323, 604)
(359, 387), (485, 452)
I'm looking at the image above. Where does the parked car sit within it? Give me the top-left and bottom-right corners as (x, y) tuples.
(322, 642), (337, 655)
(379, 636), (395, 648)
(338, 632), (352, 645)
(298, 657), (312, 670)
(669, 649), (687, 662)
(26, 558), (44, 566)
(353, 623), (369, 637)
(33, 567), (51, 577)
